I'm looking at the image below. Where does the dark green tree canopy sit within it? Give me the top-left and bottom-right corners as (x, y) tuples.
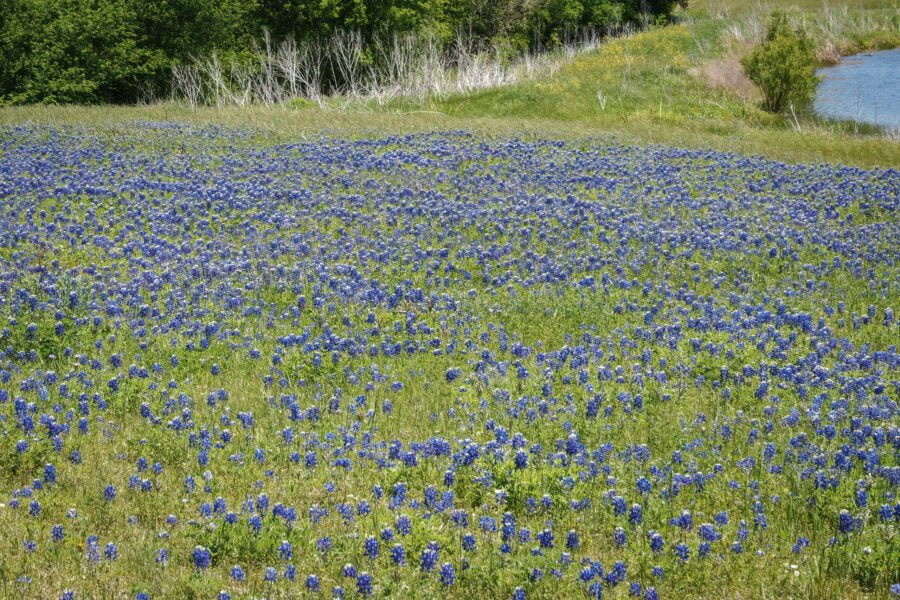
(0, 0), (678, 104)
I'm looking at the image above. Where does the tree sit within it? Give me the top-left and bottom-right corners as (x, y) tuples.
(0, 0), (164, 103)
(0, 0), (680, 103)
(741, 11), (819, 114)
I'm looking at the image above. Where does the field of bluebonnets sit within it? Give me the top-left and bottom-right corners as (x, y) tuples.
(0, 122), (897, 599)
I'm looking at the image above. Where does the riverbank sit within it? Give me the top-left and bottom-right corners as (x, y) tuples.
(704, 0), (900, 64)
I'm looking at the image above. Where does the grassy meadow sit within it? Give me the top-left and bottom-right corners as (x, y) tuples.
(0, 2), (898, 600)
(3, 0), (899, 166)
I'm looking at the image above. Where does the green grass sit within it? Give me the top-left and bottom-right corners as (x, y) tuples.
(0, 5), (898, 598)
(3, 1), (899, 167)
(0, 111), (897, 598)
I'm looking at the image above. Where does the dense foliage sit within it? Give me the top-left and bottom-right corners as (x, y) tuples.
(0, 0), (678, 104)
(0, 124), (898, 598)
(741, 11), (820, 115)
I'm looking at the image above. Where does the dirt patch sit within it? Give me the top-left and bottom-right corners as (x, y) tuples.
(689, 58), (758, 100)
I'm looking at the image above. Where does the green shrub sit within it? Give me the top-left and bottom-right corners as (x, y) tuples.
(741, 11), (819, 114)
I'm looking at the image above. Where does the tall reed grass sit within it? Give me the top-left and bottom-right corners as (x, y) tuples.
(170, 27), (628, 107)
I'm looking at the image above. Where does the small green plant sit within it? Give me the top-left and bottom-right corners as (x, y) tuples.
(741, 11), (819, 114)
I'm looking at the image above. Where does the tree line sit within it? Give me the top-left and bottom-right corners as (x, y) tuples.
(0, 0), (679, 104)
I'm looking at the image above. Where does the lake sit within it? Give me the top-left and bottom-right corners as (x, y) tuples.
(814, 47), (900, 131)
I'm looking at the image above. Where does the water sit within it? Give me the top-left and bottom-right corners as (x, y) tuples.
(814, 48), (900, 131)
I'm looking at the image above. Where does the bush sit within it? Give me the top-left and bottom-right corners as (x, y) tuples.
(741, 11), (819, 114)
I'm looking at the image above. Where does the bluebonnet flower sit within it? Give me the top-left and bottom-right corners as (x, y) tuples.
(839, 510), (861, 534)
(390, 543), (406, 565)
(396, 515), (412, 535)
(607, 561), (626, 587)
(279, 540), (293, 560)
(44, 463), (57, 484)
(317, 536), (333, 553)
(86, 536), (101, 564)
(248, 514), (263, 533)
(420, 547), (438, 572)
(192, 546), (211, 569)
(792, 537), (811, 553)
(462, 533), (476, 551)
(648, 531), (663, 553)
(480, 516), (497, 533)
(698, 542), (711, 558)
(514, 450), (528, 469)
(357, 572), (373, 596)
(537, 528), (554, 548)
(698, 523), (721, 542)
(440, 562), (456, 586)
(629, 503), (643, 525)
(676, 510), (693, 530)
(364, 535), (379, 559)
(738, 522), (749, 541)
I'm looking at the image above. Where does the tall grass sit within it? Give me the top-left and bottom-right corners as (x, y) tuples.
(719, 3), (900, 62)
(170, 28), (619, 108)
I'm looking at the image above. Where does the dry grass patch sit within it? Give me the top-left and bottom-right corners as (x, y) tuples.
(689, 58), (758, 99)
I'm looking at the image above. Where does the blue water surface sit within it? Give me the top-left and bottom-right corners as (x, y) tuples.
(814, 48), (900, 130)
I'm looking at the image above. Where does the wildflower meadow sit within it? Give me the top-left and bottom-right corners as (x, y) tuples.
(0, 124), (897, 598)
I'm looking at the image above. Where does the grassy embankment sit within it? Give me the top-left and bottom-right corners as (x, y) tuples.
(1, 0), (899, 167)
